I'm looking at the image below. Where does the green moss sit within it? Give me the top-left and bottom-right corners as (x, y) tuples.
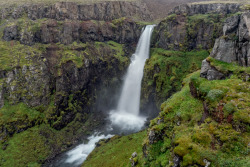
(0, 41), (43, 71)
(142, 48), (209, 107)
(0, 126), (50, 167)
(0, 102), (44, 124)
(186, 14), (224, 49)
(143, 62), (249, 166)
(207, 57), (250, 75)
(83, 131), (147, 167)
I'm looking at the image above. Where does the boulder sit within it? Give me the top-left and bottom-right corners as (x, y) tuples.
(129, 152), (138, 167)
(200, 59), (225, 80)
(3, 25), (18, 41)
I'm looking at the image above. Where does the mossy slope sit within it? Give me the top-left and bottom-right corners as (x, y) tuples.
(143, 60), (250, 166)
(141, 48), (209, 108)
(83, 131), (147, 167)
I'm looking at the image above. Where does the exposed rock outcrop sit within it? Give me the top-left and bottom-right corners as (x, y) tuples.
(0, 1), (152, 21)
(129, 152), (138, 167)
(201, 12), (250, 80)
(200, 59), (225, 80)
(3, 18), (142, 45)
(0, 41), (132, 142)
(169, 3), (242, 16)
(153, 3), (243, 51)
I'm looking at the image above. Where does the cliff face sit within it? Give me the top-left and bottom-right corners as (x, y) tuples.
(152, 3), (242, 51)
(212, 12), (250, 66)
(1, 2), (149, 46)
(0, 1), (152, 165)
(201, 12), (250, 80)
(140, 3), (243, 113)
(142, 9), (249, 167)
(2, 18), (142, 45)
(169, 3), (242, 16)
(0, 1), (152, 21)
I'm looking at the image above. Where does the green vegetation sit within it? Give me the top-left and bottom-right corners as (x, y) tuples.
(142, 48), (209, 107)
(186, 14), (224, 49)
(83, 131), (147, 167)
(143, 61), (250, 167)
(0, 111), (105, 167)
(0, 126), (50, 167)
(0, 37), (130, 165)
(0, 102), (44, 138)
(0, 41), (43, 71)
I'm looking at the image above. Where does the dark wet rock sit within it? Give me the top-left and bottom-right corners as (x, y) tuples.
(2, 1), (152, 21)
(153, 3), (242, 51)
(0, 84), (4, 109)
(3, 18), (142, 45)
(200, 59), (225, 80)
(3, 25), (18, 41)
(148, 129), (162, 144)
(172, 154), (181, 167)
(189, 81), (198, 98)
(20, 30), (35, 46)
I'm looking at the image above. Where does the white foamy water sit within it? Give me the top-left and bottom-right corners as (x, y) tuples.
(109, 25), (155, 131)
(64, 134), (113, 166)
(51, 25), (155, 167)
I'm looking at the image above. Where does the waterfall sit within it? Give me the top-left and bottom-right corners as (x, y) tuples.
(50, 25), (155, 167)
(110, 25), (155, 132)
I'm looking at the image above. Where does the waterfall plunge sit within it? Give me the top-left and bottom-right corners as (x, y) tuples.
(52, 25), (155, 167)
(109, 25), (155, 132)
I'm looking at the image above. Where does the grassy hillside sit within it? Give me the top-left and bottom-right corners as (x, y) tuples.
(86, 60), (250, 166)
(83, 131), (147, 167)
(143, 61), (250, 166)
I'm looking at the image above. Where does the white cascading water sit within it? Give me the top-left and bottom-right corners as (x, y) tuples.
(53, 25), (155, 167)
(64, 133), (113, 166)
(109, 25), (155, 131)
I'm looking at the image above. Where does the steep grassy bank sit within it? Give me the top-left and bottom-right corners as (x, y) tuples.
(143, 61), (249, 166)
(86, 61), (249, 167)
(141, 48), (209, 110)
(83, 131), (147, 167)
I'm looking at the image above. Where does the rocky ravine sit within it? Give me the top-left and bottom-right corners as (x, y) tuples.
(0, 1), (152, 166)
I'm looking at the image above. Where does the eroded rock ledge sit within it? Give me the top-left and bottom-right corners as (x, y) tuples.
(201, 12), (250, 80)
(153, 3), (242, 51)
(0, 1), (152, 21)
(169, 3), (242, 16)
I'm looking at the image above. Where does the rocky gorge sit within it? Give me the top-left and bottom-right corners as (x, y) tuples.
(0, 0), (249, 167)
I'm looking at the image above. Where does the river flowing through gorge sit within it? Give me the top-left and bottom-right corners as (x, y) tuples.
(49, 25), (155, 167)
